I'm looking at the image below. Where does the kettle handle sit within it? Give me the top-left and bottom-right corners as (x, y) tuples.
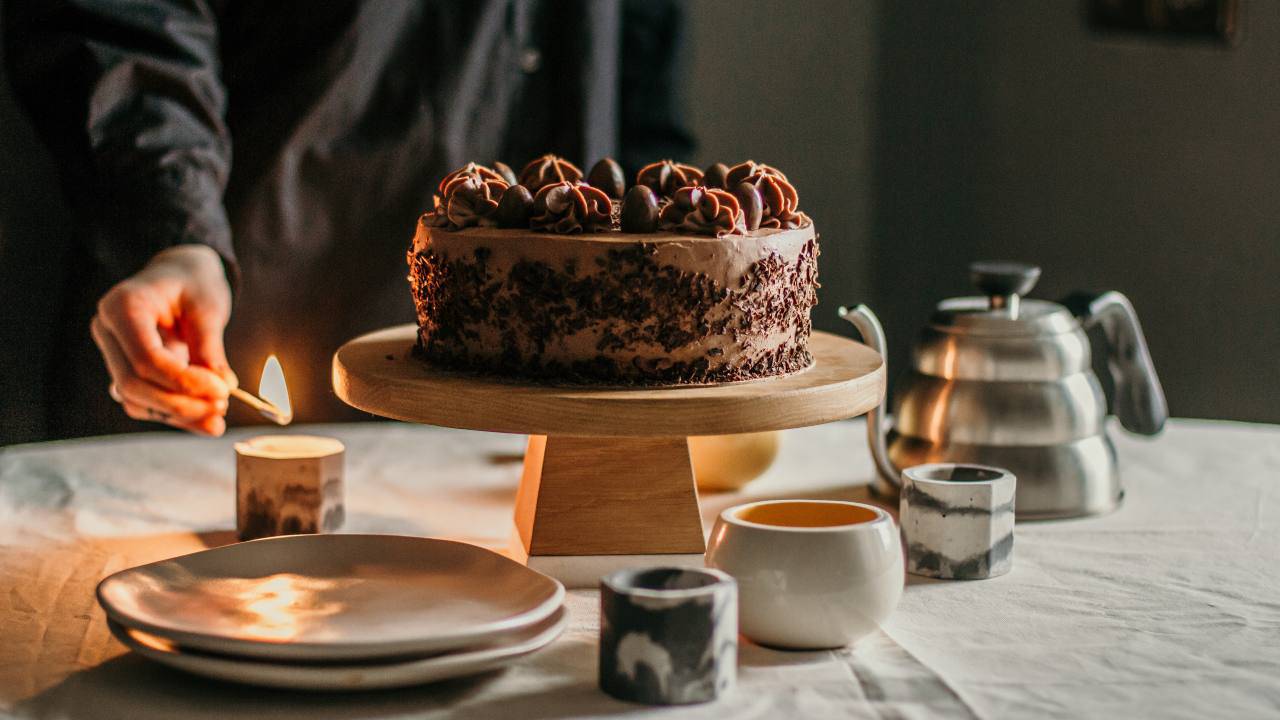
(1061, 291), (1168, 435)
(837, 305), (901, 490)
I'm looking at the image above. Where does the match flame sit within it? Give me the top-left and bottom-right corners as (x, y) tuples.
(258, 355), (293, 423)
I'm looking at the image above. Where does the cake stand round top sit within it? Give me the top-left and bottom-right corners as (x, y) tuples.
(333, 325), (884, 437)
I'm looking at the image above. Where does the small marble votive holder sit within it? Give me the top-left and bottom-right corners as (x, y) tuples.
(901, 463), (1015, 580)
(599, 567), (737, 705)
(235, 435), (345, 541)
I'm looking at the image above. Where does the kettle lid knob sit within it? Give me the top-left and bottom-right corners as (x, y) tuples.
(970, 261), (1041, 298)
(970, 261), (1042, 317)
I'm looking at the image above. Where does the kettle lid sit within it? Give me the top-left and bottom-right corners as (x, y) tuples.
(932, 261), (1077, 336)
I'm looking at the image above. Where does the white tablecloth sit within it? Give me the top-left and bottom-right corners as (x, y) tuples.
(0, 419), (1277, 719)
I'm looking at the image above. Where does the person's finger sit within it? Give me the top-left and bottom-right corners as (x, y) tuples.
(181, 361), (229, 399)
(113, 375), (227, 424)
(120, 399), (172, 424)
(94, 314), (147, 394)
(97, 287), (188, 392)
(99, 289), (229, 401)
(168, 314), (232, 398)
(184, 307), (234, 385)
(196, 414), (227, 437)
(94, 316), (226, 423)
(220, 366), (240, 391)
(160, 326), (190, 366)
(91, 315), (131, 388)
(121, 400), (219, 436)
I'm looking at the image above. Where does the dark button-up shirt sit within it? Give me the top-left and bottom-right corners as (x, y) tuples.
(5, 0), (693, 435)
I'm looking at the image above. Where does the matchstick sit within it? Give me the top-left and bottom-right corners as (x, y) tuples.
(229, 387), (292, 425)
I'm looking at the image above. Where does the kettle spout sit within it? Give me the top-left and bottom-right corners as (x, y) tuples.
(837, 305), (901, 494)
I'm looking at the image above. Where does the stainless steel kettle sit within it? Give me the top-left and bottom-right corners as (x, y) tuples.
(840, 261), (1168, 519)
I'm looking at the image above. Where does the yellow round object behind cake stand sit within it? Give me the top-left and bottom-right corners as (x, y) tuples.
(689, 432), (781, 492)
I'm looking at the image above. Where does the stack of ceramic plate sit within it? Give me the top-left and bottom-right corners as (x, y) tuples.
(97, 534), (566, 691)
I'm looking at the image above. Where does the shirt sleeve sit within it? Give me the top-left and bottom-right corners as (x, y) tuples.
(3, 0), (238, 286)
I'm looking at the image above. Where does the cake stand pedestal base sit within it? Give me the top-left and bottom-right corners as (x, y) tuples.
(512, 435), (706, 587)
(516, 552), (706, 589)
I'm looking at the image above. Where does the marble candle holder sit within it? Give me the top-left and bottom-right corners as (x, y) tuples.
(599, 567), (737, 705)
(900, 463), (1015, 580)
(235, 435), (345, 541)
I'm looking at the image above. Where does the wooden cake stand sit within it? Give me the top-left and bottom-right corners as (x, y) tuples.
(333, 325), (884, 587)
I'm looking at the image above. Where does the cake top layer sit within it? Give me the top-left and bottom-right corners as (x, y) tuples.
(423, 155), (812, 238)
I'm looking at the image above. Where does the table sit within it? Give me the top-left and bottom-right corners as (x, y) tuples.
(0, 419), (1277, 719)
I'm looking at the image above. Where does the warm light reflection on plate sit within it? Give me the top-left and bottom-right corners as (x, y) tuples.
(228, 574), (345, 641)
(128, 627), (178, 653)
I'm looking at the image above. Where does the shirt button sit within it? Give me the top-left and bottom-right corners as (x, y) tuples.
(520, 47), (542, 74)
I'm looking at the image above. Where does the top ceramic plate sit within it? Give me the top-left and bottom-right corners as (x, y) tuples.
(97, 534), (565, 661)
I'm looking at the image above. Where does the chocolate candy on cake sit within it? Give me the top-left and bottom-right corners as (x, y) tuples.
(408, 157), (816, 386)
(587, 158), (627, 200)
(620, 185), (660, 233)
(732, 183), (764, 231)
(494, 184), (535, 228)
(703, 162), (730, 190)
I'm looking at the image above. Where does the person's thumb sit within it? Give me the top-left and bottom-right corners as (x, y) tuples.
(187, 310), (237, 391)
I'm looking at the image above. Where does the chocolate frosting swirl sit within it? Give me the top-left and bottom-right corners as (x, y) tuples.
(531, 181), (613, 234)
(724, 161), (808, 229)
(436, 162), (506, 198)
(520, 154), (583, 193)
(427, 162), (509, 228)
(636, 159), (704, 197)
(723, 160), (786, 188)
(436, 176), (508, 229)
(658, 185), (744, 237)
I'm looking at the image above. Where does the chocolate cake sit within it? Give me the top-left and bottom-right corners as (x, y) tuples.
(407, 156), (819, 385)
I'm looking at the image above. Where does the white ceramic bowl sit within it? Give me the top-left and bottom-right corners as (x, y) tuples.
(705, 499), (903, 650)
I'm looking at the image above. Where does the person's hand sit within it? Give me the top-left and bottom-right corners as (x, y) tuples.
(91, 244), (237, 436)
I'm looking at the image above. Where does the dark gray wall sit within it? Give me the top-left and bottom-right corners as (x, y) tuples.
(687, 1), (879, 325)
(690, 0), (1279, 423)
(873, 0), (1279, 423)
